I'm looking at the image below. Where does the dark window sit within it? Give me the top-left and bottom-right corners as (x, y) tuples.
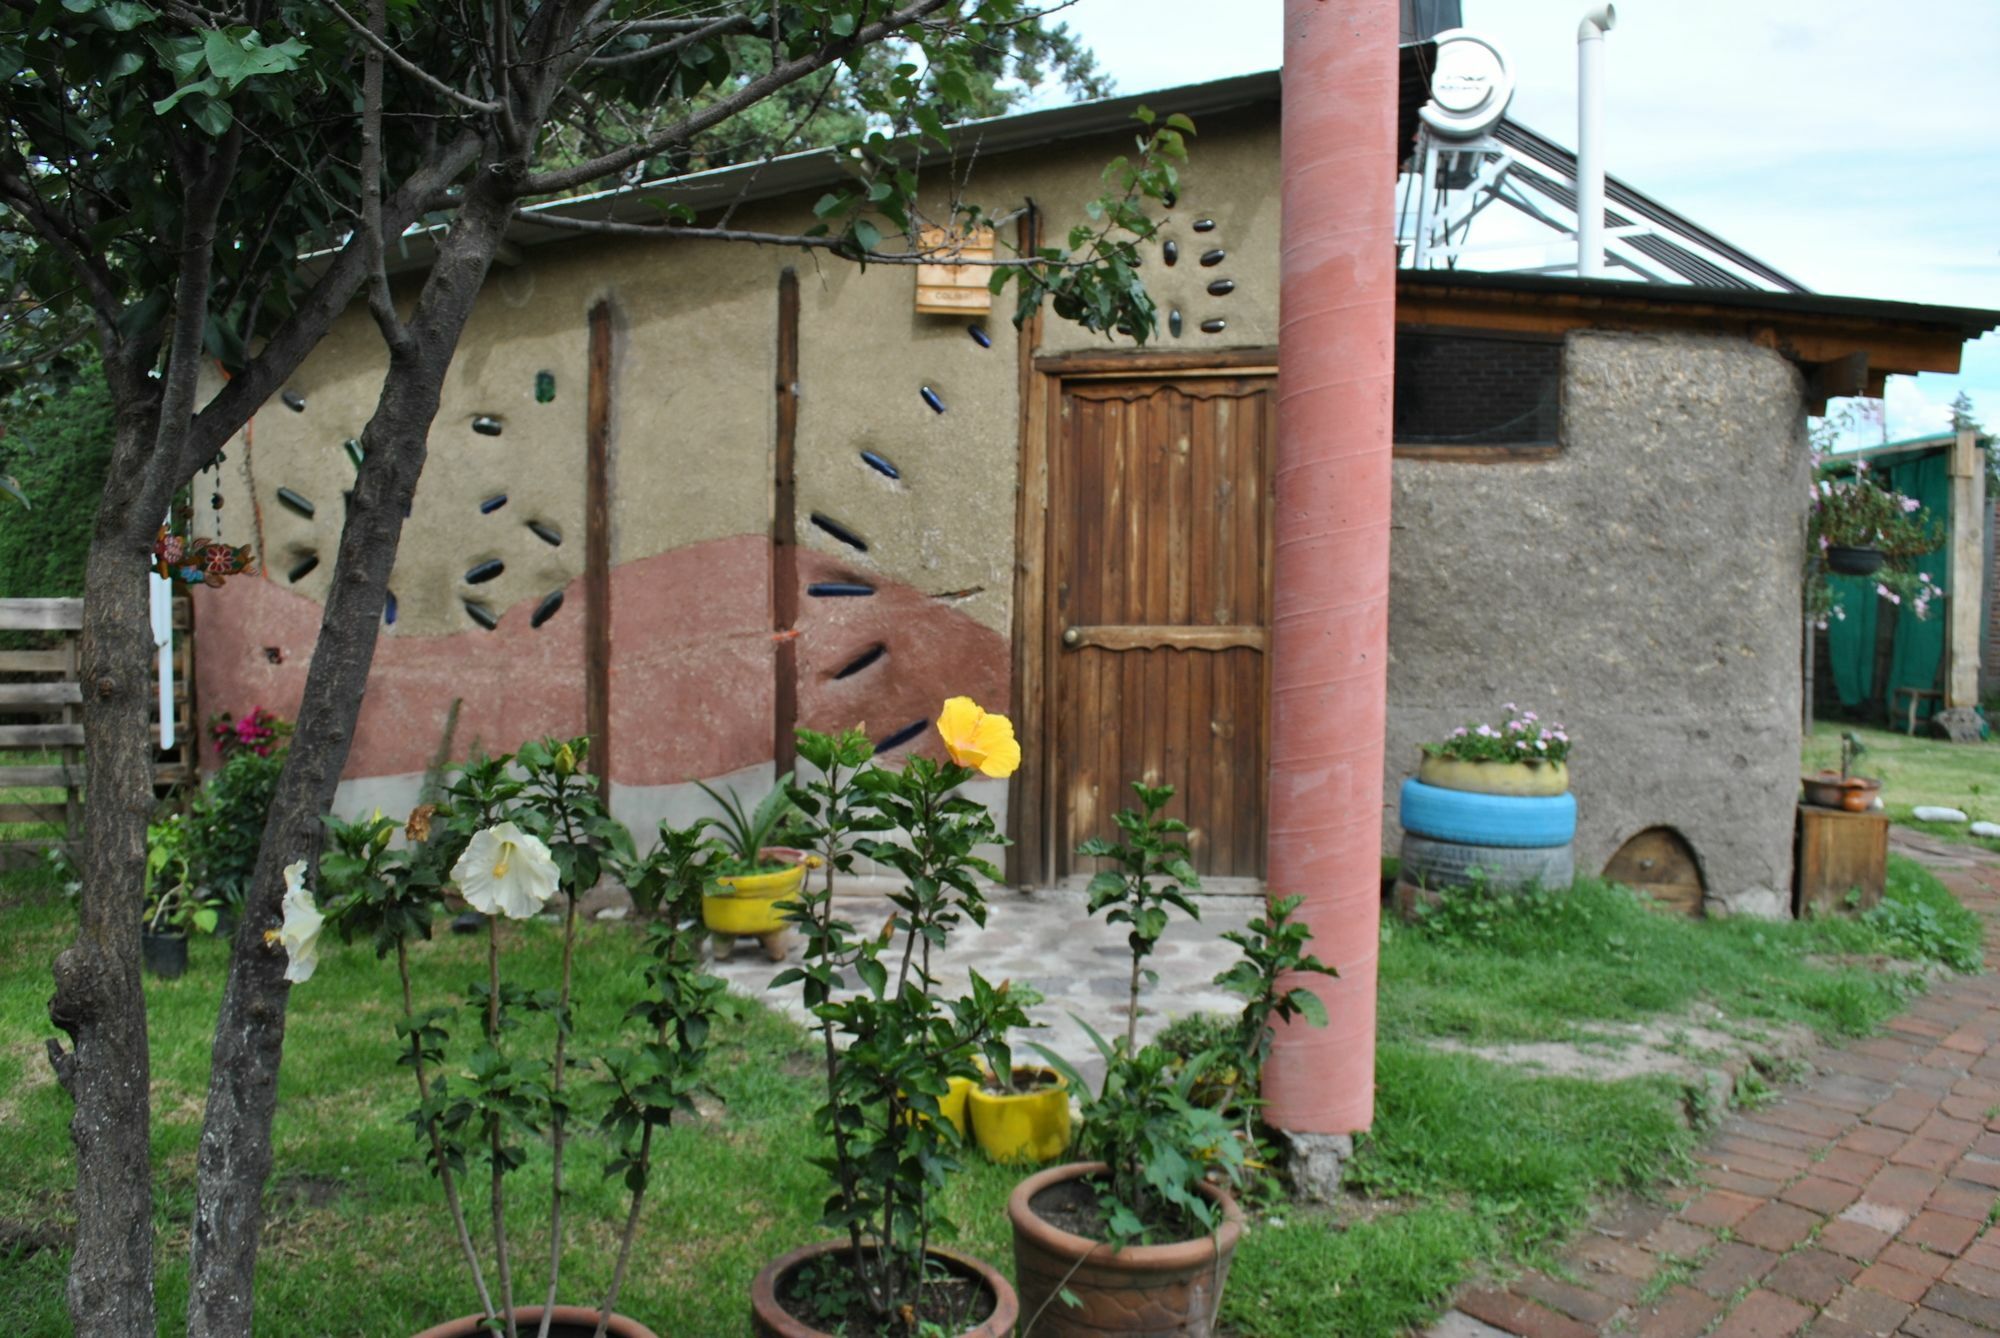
(1394, 330), (1562, 450)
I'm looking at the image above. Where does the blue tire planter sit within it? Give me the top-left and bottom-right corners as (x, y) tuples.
(1399, 778), (1577, 848)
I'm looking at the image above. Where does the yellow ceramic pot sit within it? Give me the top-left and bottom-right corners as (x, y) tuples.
(702, 851), (808, 937)
(968, 1069), (1071, 1165)
(1417, 755), (1569, 797)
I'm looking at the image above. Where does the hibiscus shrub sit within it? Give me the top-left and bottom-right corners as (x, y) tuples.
(1422, 705), (1571, 766)
(292, 737), (725, 1334)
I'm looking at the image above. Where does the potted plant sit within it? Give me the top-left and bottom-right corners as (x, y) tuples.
(1006, 787), (1337, 1337)
(142, 811), (221, 979)
(697, 776), (809, 961)
(1803, 731), (1881, 812)
(1416, 704), (1571, 796)
(750, 698), (1028, 1337)
(292, 738), (720, 1338)
(966, 983), (1071, 1164)
(1807, 460), (1944, 596)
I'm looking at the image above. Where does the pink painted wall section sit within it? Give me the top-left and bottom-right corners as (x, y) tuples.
(794, 550), (1009, 762)
(608, 534), (772, 786)
(194, 537), (1007, 785)
(194, 566), (589, 778)
(1262, 0), (1399, 1137)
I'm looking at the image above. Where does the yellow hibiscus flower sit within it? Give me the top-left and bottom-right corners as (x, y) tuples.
(935, 697), (1021, 779)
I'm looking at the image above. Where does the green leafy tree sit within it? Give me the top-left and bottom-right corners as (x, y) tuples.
(7, 4), (1180, 1331)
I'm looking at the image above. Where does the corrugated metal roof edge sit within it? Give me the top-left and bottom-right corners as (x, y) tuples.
(1399, 269), (2000, 338)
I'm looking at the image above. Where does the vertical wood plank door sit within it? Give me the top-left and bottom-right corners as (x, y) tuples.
(1051, 375), (1275, 878)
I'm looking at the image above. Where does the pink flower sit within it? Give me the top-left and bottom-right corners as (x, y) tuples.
(1476, 724), (1496, 738)
(1876, 584), (1900, 605)
(1503, 702), (1517, 713)
(1534, 739), (1548, 750)
(1451, 726), (1467, 737)
(1901, 496), (1921, 513)
(1523, 711), (1538, 722)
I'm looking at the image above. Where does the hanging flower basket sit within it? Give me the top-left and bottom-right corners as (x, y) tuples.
(1824, 545), (1886, 577)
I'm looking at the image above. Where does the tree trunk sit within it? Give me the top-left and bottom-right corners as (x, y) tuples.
(48, 395), (174, 1337)
(184, 177), (521, 1337)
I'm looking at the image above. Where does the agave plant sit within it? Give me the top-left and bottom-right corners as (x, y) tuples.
(694, 775), (798, 876)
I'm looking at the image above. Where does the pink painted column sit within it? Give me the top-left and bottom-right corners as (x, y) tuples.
(1262, 0), (1399, 1136)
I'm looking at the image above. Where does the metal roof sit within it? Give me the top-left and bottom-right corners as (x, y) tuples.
(1398, 268), (2000, 339)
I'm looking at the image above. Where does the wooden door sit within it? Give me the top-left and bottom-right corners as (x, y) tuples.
(1050, 375), (1274, 878)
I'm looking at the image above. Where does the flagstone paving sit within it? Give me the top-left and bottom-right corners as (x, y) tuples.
(1427, 833), (2000, 1338)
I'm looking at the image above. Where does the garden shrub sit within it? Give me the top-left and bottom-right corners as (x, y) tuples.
(0, 373), (113, 599)
(185, 745), (286, 917)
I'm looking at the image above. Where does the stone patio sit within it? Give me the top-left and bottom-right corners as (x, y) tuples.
(701, 879), (1260, 1088)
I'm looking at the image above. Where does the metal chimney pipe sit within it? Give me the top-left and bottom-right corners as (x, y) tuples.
(1576, 4), (1616, 278)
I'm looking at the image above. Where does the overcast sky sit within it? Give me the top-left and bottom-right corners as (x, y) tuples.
(1044, 0), (2000, 444)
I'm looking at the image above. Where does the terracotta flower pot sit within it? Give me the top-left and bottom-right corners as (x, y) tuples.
(409, 1305), (659, 1338)
(1802, 771), (1881, 813)
(750, 1241), (1018, 1337)
(1008, 1161), (1243, 1337)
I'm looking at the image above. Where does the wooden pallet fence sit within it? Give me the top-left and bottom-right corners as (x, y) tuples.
(0, 597), (196, 867)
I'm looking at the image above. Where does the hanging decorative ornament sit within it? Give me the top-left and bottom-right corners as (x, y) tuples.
(154, 525), (255, 588)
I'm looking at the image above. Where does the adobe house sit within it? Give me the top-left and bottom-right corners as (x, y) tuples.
(190, 69), (1996, 919)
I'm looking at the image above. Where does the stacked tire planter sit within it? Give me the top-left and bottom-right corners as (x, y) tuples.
(1396, 755), (1576, 916)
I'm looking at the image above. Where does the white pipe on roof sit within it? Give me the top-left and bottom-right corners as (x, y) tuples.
(1576, 5), (1616, 279)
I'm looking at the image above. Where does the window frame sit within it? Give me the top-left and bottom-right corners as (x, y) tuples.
(1392, 323), (1566, 461)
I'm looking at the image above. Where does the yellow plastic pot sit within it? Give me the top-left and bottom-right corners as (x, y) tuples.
(940, 1074), (975, 1139)
(967, 1069), (1071, 1165)
(897, 1074), (976, 1138)
(1417, 755), (1569, 797)
(701, 851), (808, 937)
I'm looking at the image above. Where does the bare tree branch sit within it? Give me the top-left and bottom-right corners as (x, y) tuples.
(522, 208), (1042, 266)
(360, 0), (411, 351)
(323, 0), (503, 113)
(180, 129), (485, 477)
(0, 160), (125, 334)
(523, 0), (956, 196)
(146, 124), (244, 491)
(581, 10), (757, 69)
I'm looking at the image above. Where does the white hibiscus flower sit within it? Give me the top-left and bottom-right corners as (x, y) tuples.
(453, 821), (559, 920)
(277, 860), (324, 984)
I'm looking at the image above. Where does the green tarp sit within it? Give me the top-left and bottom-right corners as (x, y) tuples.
(1824, 451), (1952, 721)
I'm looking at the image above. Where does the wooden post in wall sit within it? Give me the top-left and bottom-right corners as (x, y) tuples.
(773, 270), (800, 778)
(1938, 424), (1987, 740)
(586, 301), (615, 802)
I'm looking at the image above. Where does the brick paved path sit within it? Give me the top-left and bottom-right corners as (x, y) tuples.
(1430, 840), (2000, 1338)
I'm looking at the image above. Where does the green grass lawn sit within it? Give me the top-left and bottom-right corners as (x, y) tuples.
(1805, 721), (2000, 854)
(0, 747), (67, 844)
(0, 853), (1983, 1337)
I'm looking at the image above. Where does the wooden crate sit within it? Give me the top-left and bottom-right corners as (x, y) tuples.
(1794, 803), (1888, 917)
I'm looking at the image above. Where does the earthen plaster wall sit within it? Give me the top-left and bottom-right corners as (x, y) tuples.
(1384, 330), (1812, 913)
(191, 108), (1811, 911)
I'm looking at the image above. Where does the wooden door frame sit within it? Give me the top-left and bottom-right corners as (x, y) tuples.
(1007, 342), (1279, 885)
